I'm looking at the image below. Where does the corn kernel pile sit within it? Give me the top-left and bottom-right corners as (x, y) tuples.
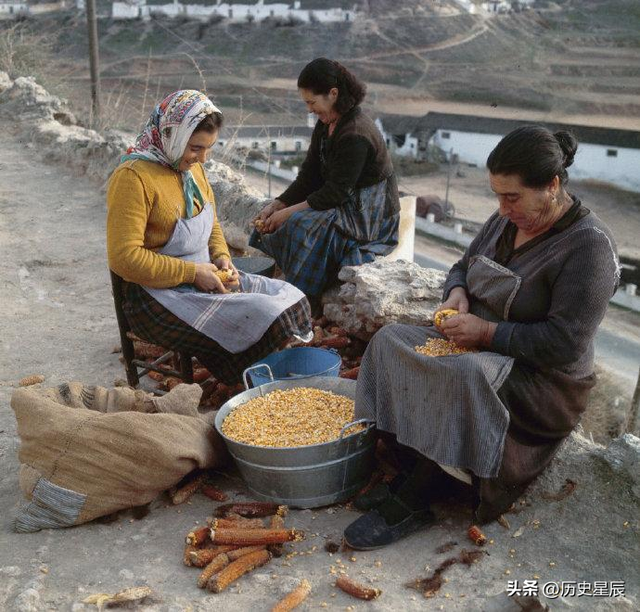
(414, 338), (475, 356)
(222, 388), (361, 447)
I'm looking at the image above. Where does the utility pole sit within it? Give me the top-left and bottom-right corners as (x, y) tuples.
(444, 148), (454, 210)
(85, 0), (101, 123)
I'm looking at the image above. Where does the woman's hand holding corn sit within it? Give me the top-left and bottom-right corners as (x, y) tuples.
(441, 313), (497, 349)
(194, 263), (228, 294)
(213, 257), (239, 283)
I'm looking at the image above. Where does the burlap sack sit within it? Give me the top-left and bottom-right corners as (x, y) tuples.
(11, 382), (227, 532)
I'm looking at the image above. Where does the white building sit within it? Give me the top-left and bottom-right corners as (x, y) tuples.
(216, 124), (313, 155)
(375, 116), (423, 158)
(113, 0), (357, 23)
(0, 1), (28, 17)
(377, 112), (640, 193)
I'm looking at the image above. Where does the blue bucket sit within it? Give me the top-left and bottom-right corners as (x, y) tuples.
(245, 347), (342, 388)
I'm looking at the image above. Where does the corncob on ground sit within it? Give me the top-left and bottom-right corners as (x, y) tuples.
(268, 513), (286, 557)
(188, 546), (237, 568)
(336, 575), (381, 600)
(207, 549), (272, 593)
(272, 579), (312, 611)
(185, 526), (210, 547)
(183, 544), (199, 567)
(172, 472), (206, 504)
(210, 516), (265, 529)
(197, 554), (231, 588)
(226, 545), (267, 561)
(210, 527), (304, 546)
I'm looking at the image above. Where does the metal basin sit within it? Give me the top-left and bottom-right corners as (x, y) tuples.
(214, 376), (375, 508)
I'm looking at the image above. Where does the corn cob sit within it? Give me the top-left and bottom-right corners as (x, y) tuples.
(434, 308), (459, 327)
(335, 575), (381, 600)
(183, 544), (199, 567)
(215, 269), (234, 283)
(216, 502), (284, 518)
(467, 525), (487, 546)
(206, 549), (271, 593)
(18, 374), (45, 387)
(320, 336), (350, 349)
(226, 545), (267, 561)
(197, 553), (231, 588)
(132, 340), (166, 359)
(272, 579), (312, 611)
(192, 368), (211, 383)
(339, 367), (360, 380)
(210, 527), (304, 547)
(268, 513), (285, 557)
(328, 326), (348, 337)
(211, 517), (264, 529)
(189, 546), (237, 568)
(172, 472), (206, 505)
(202, 484), (228, 502)
(186, 526), (211, 547)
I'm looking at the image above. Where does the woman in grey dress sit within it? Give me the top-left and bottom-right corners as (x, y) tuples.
(344, 126), (620, 550)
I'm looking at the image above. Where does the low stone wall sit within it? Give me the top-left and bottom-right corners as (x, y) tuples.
(0, 73), (265, 253)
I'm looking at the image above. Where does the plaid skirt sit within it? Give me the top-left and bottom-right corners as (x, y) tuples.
(249, 211), (398, 297)
(123, 282), (312, 385)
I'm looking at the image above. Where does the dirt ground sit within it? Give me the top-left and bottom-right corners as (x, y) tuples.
(1, 122), (639, 611)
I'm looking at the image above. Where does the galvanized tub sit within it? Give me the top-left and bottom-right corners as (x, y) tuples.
(214, 376), (376, 508)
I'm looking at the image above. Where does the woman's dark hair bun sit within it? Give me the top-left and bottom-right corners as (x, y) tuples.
(554, 130), (578, 169)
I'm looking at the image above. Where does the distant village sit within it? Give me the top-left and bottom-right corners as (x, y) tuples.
(0, 0), (539, 21)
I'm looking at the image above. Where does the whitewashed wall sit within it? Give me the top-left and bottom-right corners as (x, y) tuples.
(0, 2), (28, 15)
(431, 128), (640, 192)
(432, 128), (502, 167)
(571, 143), (640, 192)
(115, 1), (356, 23)
(216, 133), (311, 153)
(113, 2), (140, 19)
(375, 118), (419, 158)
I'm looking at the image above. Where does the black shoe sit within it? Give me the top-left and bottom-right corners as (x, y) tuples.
(353, 473), (406, 512)
(344, 497), (435, 550)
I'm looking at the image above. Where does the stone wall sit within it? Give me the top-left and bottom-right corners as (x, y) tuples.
(0, 73), (265, 253)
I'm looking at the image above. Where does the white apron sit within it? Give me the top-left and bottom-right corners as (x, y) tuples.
(143, 203), (307, 354)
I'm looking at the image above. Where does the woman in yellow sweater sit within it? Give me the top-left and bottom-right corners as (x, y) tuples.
(107, 90), (312, 384)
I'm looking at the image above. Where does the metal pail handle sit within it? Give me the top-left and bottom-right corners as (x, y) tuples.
(339, 418), (375, 439)
(242, 364), (275, 391)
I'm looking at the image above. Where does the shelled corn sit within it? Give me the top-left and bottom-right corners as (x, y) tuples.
(414, 338), (475, 357)
(221, 388), (360, 447)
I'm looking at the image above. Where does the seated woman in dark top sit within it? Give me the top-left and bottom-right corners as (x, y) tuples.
(343, 126), (621, 550)
(249, 58), (400, 304)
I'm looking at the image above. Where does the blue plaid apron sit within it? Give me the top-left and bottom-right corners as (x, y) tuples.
(249, 178), (399, 297)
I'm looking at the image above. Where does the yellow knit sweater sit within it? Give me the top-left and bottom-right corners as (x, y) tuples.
(106, 159), (230, 288)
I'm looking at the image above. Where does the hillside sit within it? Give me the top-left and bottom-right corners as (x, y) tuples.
(2, 0), (639, 129)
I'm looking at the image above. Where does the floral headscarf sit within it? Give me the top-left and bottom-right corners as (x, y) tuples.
(123, 90), (222, 218)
